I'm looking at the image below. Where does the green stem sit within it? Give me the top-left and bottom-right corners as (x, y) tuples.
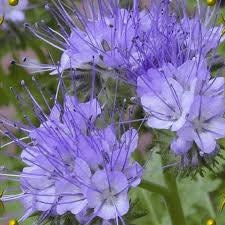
(162, 157), (187, 225)
(163, 171), (187, 225)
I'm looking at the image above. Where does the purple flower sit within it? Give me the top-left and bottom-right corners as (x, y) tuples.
(138, 52), (225, 159)
(180, 17), (224, 56)
(22, 0), (225, 80)
(55, 167), (90, 216)
(173, 96), (225, 154)
(86, 170), (129, 220)
(30, 2), (143, 75)
(24, 0), (181, 76)
(137, 59), (201, 131)
(0, 92), (142, 224)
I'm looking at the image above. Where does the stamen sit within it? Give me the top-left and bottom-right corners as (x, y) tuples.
(0, 137), (30, 149)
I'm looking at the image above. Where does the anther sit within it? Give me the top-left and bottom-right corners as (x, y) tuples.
(24, 23), (30, 29)
(8, 219), (19, 225)
(8, 0), (19, 6)
(20, 80), (25, 86)
(45, 4), (50, 10)
(206, 0), (216, 6)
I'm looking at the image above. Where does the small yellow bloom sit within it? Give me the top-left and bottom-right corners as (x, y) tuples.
(8, 219), (19, 225)
(8, 0), (19, 6)
(206, 218), (216, 225)
(206, 0), (216, 6)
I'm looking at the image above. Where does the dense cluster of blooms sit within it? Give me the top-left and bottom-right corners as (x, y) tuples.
(136, 1), (225, 164)
(1, 94), (142, 224)
(29, 0), (225, 161)
(1, 0), (225, 224)
(19, 96), (141, 223)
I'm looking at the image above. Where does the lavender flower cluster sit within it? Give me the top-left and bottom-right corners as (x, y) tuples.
(32, 0), (225, 162)
(17, 96), (142, 223)
(1, 0), (225, 224)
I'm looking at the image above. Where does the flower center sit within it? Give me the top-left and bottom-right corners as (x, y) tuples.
(102, 188), (116, 203)
(193, 118), (204, 132)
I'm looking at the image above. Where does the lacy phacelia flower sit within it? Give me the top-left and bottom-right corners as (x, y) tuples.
(27, 1), (141, 74)
(1, 94), (142, 224)
(0, 0), (28, 23)
(134, 0), (225, 162)
(137, 58), (203, 131)
(24, 1), (182, 75)
(138, 53), (225, 160)
(173, 95), (225, 154)
(25, 0), (225, 78)
(180, 17), (223, 57)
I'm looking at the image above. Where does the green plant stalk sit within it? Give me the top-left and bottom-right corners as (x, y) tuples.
(161, 154), (187, 225)
(162, 170), (187, 225)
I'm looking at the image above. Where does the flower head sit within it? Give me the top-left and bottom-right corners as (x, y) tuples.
(26, 0), (186, 76)
(136, 0), (225, 166)
(0, 88), (142, 224)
